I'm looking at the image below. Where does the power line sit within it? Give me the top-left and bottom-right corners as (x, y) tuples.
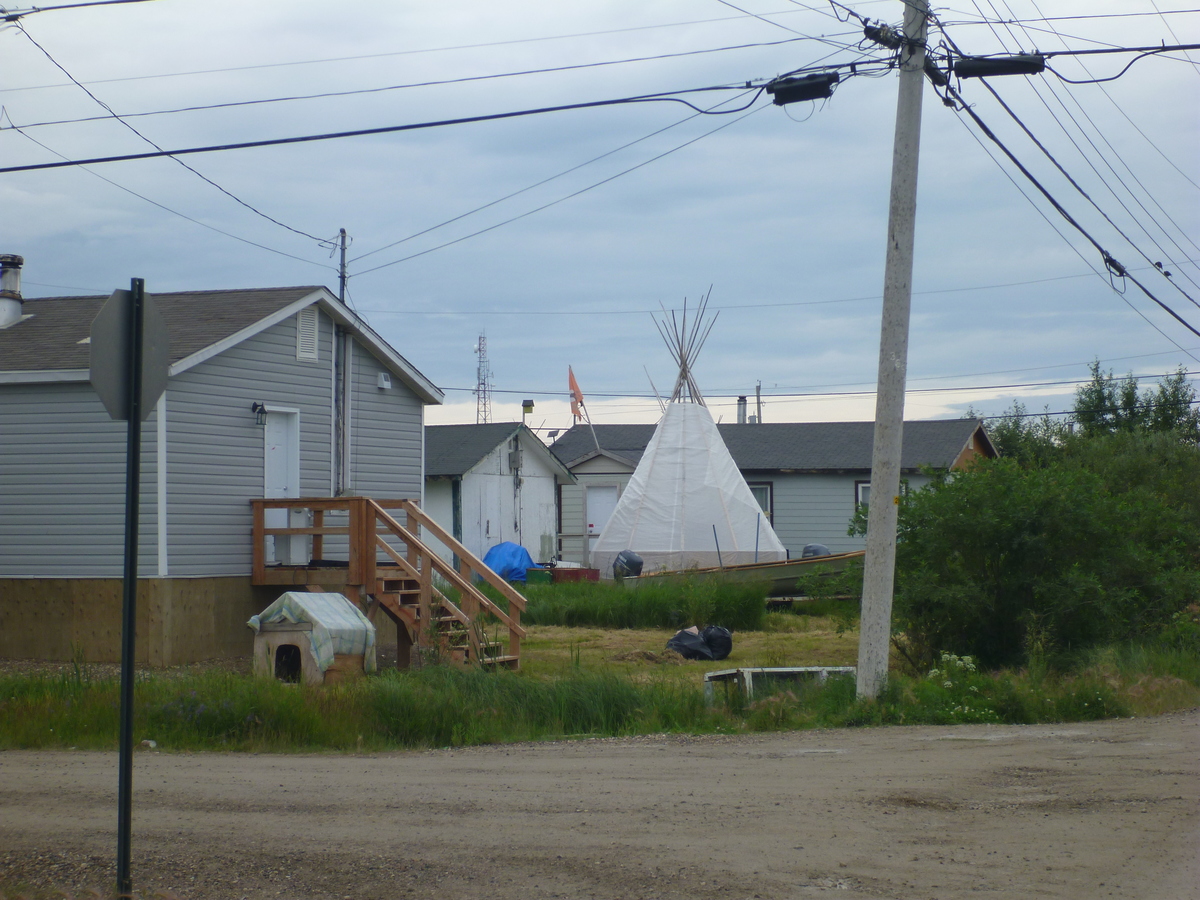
(940, 79), (1200, 342)
(973, 78), (1200, 303)
(1, 0), (155, 21)
(0, 35), (839, 132)
(350, 99), (719, 264)
(13, 21), (331, 246)
(431, 369), (1198, 402)
(0, 85), (772, 175)
(0, 9), (865, 95)
(351, 100), (770, 278)
(0, 108), (337, 269)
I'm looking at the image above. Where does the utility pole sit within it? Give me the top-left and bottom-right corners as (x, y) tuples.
(337, 228), (348, 303)
(857, 0), (929, 700)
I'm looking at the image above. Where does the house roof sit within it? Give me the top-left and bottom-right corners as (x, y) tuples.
(550, 417), (995, 473)
(426, 422), (576, 481)
(0, 286), (443, 404)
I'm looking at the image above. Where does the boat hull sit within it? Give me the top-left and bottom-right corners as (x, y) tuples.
(621, 550), (865, 597)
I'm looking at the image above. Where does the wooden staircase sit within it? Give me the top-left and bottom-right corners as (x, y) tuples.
(251, 497), (526, 669)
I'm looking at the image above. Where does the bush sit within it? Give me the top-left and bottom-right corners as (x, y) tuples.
(888, 436), (1200, 669)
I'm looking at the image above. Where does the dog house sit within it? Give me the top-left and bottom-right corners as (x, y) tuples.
(249, 592), (376, 685)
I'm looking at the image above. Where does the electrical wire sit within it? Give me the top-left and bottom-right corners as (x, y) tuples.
(429, 369), (1199, 402)
(0, 108), (337, 270)
(1, 0), (155, 20)
(351, 100), (770, 278)
(936, 10), (1200, 288)
(0, 85), (774, 175)
(974, 78), (1200, 302)
(0, 10), (867, 95)
(941, 79), (1200, 342)
(351, 102), (717, 263)
(13, 21), (331, 246)
(0, 35), (832, 132)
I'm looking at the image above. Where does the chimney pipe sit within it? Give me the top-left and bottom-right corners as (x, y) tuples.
(0, 254), (24, 329)
(737, 395), (747, 425)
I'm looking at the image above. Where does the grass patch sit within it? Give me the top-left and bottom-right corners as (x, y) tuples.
(2, 638), (1195, 753)
(521, 578), (768, 631)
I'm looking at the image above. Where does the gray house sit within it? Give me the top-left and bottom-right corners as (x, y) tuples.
(0, 261), (442, 665)
(550, 418), (996, 564)
(424, 422), (576, 566)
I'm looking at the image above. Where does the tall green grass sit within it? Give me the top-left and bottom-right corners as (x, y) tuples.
(521, 578), (767, 630)
(3, 639), (1195, 752)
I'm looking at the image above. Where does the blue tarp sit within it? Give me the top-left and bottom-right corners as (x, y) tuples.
(482, 541), (539, 582)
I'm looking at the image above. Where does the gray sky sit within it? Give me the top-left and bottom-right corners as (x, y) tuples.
(3, 0), (1197, 432)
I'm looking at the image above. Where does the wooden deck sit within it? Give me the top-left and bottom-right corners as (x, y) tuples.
(250, 497), (525, 669)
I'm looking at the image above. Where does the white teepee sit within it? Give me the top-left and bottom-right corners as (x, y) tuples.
(591, 295), (787, 576)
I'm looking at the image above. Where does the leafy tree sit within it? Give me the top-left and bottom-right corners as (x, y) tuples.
(884, 435), (1200, 669)
(1073, 362), (1200, 440)
(979, 401), (1068, 465)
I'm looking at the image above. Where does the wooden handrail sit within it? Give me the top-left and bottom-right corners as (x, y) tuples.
(250, 496), (526, 666)
(370, 504), (526, 637)
(394, 499), (528, 612)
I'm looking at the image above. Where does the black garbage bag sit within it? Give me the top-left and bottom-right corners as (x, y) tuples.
(701, 625), (733, 661)
(666, 625), (733, 661)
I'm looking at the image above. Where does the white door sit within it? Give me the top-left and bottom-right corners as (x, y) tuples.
(264, 410), (302, 564)
(586, 485), (620, 561)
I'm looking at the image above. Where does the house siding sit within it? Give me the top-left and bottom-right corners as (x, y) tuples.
(164, 308), (335, 577)
(0, 381), (160, 577)
(346, 341), (423, 500)
(763, 471), (932, 556)
(557, 460), (634, 565)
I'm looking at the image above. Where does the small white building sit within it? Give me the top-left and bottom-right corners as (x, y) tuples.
(424, 423), (576, 565)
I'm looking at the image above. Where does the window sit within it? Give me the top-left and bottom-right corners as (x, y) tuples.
(747, 482), (773, 523)
(296, 306), (319, 360)
(855, 480), (907, 511)
(855, 480), (870, 511)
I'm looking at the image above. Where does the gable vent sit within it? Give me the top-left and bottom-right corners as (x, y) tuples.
(296, 306), (319, 360)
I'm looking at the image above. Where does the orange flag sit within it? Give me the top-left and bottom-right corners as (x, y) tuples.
(568, 367), (584, 419)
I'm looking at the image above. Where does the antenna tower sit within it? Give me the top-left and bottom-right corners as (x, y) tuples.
(474, 333), (493, 424)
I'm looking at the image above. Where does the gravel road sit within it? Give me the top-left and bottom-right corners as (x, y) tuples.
(2, 711), (1197, 900)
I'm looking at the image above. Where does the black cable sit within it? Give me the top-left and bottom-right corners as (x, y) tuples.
(0, 13), (863, 94)
(0, 109), (336, 270)
(0, 85), (771, 175)
(1045, 49), (1200, 84)
(944, 10), (1200, 282)
(351, 97), (720, 264)
(0, 36), (826, 132)
(973, 78), (1200, 306)
(1001, 1), (1200, 265)
(943, 80), (1200, 342)
(14, 22), (331, 246)
(937, 8), (1200, 26)
(1, 0), (154, 20)
(352, 101), (769, 278)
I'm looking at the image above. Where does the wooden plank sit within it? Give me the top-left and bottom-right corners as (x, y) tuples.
(372, 505), (526, 637)
(261, 527), (350, 536)
(251, 500), (265, 584)
(397, 500), (528, 612)
(312, 509), (324, 561)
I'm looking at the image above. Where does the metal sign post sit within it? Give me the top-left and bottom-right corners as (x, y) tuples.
(89, 279), (168, 899)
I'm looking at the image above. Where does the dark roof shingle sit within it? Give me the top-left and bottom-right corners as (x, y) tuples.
(425, 422), (524, 476)
(0, 287), (323, 372)
(550, 418), (992, 472)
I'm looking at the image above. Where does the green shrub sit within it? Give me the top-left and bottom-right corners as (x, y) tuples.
(887, 440), (1200, 669)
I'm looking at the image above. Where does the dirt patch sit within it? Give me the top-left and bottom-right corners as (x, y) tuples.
(2, 711), (1196, 900)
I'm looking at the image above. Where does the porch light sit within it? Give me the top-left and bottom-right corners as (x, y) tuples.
(252, 401), (267, 425)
